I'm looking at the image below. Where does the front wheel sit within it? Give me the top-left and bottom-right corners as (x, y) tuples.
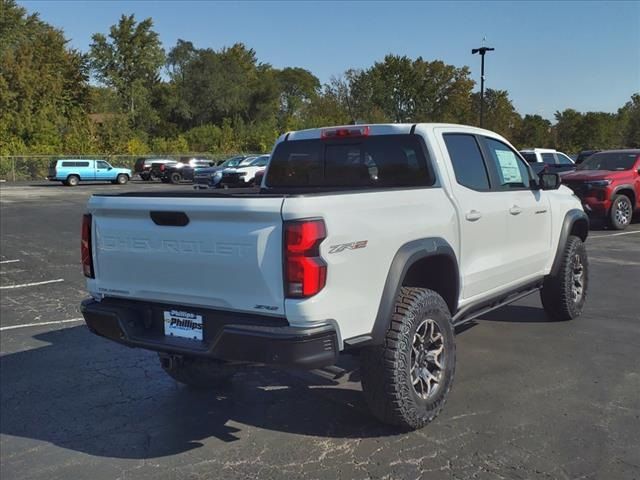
(360, 287), (455, 430)
(170, 172), (182, 184)
(158, 354), (235, 389)
(541, 235), (588, 321)
(609, 194), (633, 230)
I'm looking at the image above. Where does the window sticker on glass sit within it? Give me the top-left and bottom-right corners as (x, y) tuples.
(495, 150), (523, 184)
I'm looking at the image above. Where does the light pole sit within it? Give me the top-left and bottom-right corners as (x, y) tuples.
(472, 45), (494, 127)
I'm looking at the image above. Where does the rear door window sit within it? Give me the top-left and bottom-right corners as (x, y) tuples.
(266, 135), (433, 188)
(443, 134), (490, 190)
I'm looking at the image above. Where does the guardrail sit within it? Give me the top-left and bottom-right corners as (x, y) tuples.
(0, 154), (252, 181)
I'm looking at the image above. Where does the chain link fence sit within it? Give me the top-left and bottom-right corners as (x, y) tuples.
(0, 154), (249, 181)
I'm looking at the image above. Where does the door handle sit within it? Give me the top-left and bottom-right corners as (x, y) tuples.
(465, 210), (482, 221)
(509, 205), (523, 215)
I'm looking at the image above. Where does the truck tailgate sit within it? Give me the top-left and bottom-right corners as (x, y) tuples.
(87, 195), (285, 315)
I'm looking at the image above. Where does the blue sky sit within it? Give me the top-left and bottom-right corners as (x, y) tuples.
(22, 0), (640, 121)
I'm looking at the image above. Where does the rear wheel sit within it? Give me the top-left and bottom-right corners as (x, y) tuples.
(360, 287), (455, 430)
(170, 172), (182, 184)
(140, 172), (151, 181)
(158, 354), (235, 389)
(541, 235), (588, 321)
(609, 194), (632, 230)
(66, 175), (79, 187)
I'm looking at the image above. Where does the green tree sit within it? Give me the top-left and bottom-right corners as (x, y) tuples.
(340, 55), (474, 124)
(516, 114), (552, 148)
(471, 89), (521, 138)
(553, 109), (583, 152)
(618, 93), (640, 148)
(276, 67), (320, 130)
(0, 0), (91, 154)
(89, 14), (165, 120)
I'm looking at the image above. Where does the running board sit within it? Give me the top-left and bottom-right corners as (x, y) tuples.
(452, 281), (543, 328)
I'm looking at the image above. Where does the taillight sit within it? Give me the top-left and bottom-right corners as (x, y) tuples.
(284, 219), (326, 298)
(81, 214), (94, 278)
(160, 164), (165, 171)
(321, 126), (370, 139)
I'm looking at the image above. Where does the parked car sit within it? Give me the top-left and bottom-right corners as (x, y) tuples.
(47, 159), (131, 186)
(81, 123), (589, 430)
(219, 154), (270, 188)
(562, 149), (640, 229)
(575, 150), (601, 165)
(192, 155), (251, 190)
(134, 158), (176, 181)
(153, 158), (215, 184)
(519, 148), (576, 175)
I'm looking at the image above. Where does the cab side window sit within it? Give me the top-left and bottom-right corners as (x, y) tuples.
(97, 161), (110, 169)
(556, 153), (574, 165)
(541, 153), (556, 165)
(443, 134), (491, 190)
(483, 138), (532, 190)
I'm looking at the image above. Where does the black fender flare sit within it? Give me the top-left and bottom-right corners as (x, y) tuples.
(550, 209), (589, 277)
(346, 238), (459, 347)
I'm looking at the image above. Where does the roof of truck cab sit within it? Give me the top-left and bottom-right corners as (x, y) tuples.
(283, 123), (506, 142)
(520, 148), (558, 154)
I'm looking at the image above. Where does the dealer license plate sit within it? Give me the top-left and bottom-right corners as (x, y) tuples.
(163, 309), (203, 341)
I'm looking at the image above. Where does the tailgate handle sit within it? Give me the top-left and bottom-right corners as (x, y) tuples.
(150, 211), (190, 227)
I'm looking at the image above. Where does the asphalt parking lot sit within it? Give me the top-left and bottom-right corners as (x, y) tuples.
(1, 181), (639, 480)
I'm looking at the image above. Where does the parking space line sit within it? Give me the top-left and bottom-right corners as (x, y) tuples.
(590, 231), (640, 239)
(0, 259), (21, 264)
(0, 317), (84, 332)
(0, 278), (64, 289)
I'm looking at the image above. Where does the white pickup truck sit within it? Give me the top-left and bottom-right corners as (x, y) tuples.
(81, 123), (589, 429)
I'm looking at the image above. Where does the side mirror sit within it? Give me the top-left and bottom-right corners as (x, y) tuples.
(539, 172), (561, 190)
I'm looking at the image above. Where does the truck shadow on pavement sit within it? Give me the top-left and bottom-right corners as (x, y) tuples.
(478, 305), (552, 323)
(0, 326), (399, 460)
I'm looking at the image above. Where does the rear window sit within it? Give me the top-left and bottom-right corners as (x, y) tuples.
(266, 135), (433, 188)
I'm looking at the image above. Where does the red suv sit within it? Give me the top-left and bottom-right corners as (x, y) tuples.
(562, 150), (640, 230)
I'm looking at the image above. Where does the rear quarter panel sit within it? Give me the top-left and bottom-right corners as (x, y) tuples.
(282, 188), (457, 341)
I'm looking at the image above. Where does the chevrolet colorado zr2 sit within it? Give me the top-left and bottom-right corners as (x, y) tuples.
(80, 123), (589, 429)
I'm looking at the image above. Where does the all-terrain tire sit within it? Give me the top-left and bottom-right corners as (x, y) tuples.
(609, 194), (633, 230)
(159, 354), (236, 389)
(541, 235), (588, 321)
(360, 287), (456, 430)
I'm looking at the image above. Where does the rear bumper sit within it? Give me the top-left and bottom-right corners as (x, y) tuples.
(81, 298), (339, 369)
